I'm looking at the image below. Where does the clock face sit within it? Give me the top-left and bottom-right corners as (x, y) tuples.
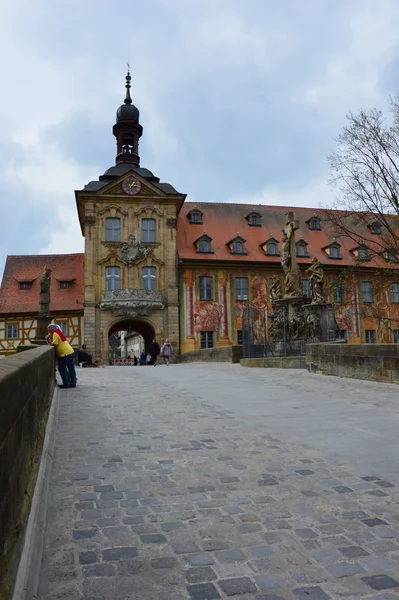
(122, 176), (142, 195)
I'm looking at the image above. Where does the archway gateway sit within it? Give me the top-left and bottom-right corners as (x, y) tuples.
(108, 319), (155, 361)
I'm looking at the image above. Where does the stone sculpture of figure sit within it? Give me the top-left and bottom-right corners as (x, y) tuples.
(39, 267), (52, 314)
(306, 257), (325, 304)
(281, 212), (304, 298)
(269, 275), (283, 302)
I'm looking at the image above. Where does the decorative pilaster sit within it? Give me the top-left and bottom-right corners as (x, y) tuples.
(218, 273), (230, 344)
(182, 271), (196, 352)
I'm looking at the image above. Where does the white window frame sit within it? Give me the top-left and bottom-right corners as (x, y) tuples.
(199, 276), (212, 300)
(142, 218), (156, 243)
(56, 321), (68, 336)
(142, 266), (157, 291)
(200, 331), (214, 349)
(7, 323), (18, 339)
(391, 283), (399, 303)
(362, 281), (373, 304)
(105, 217), (121, 242)
(365, 329), (376, 344)
(106, 266), (121, 291)
(235, 277), (248, 301)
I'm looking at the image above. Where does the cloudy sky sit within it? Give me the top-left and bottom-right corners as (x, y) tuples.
(1, 0), (399, 272)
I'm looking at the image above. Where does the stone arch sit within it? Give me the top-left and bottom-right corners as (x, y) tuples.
(108, 317), (155, 355)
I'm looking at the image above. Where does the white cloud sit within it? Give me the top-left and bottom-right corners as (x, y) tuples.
(227, 175), (335, 209)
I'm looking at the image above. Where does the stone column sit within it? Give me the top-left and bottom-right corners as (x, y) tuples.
(218, 273), (229, 344)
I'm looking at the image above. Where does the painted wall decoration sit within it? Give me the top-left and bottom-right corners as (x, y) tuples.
(252, 276), (267, 308)
(194, 301), (223, 332)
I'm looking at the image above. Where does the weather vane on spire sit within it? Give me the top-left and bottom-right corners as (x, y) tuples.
(124, 64), (132, 105)
(127, 61), (130, 74)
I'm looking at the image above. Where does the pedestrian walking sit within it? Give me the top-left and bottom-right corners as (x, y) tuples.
(161, 339), (173, 365)
(149, 338), (160, 366)
(46, 324), (77, 389)
(140, 352), (146, 366)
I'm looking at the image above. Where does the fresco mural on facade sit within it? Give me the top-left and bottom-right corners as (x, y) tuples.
(194, 301), (223, 332)
(252, 276), (267, 308)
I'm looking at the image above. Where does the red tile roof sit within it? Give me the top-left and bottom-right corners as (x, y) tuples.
(177, 202), (397, 269)
(0, 254), (84, 315)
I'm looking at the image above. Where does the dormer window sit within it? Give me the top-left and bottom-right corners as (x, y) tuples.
(262, 236), (280, 256)
(325, 241), (342, 259)
(385, 248), (398, 262)
(307, 216), (321, 231)
(246, 211), (262, 227)
(296, 240), (309, 257)
(19, 282), (31, 290)
(357, 245), (370, 261)
(370, 221), (382, 235)
(195, 234), (213, 254)
(228, 235), (247, 255)
(188, 209), (203, 224)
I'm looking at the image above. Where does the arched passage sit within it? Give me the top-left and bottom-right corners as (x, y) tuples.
(108, 319), (155, 361)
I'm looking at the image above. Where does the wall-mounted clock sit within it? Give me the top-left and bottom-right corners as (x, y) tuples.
(122, 176), (142, 195)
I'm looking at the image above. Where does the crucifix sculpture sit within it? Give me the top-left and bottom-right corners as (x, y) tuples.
(281, 211), (304, 298)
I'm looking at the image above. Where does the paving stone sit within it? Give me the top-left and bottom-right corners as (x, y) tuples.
(215, 549), (246, 562)
(293, 586), (330, 600)
(375, 480), (395, 488)
(202, 539), (229, 551)
(151, 556), (178, 569)
(333, 486), (354, 494)
(255, 575), (286, 590)
(173, 541), (201, 554)
(83, 562), (116, 577)
(185, 566), (218, 583)
(363, 517), (389, 527)
(188, 553), (216, 566)
(338, 545), (370, 558)
(79, 550), (99, 564)
(295, 528), (318, 539)
(219, 577), (257, 595)
(187, 582), (221, 599)
(72, 528), (98, 540)
(311, 549), (342, 564)
(295, 470), (315, 476)
(366, 489), (389, 497)
(140, 533), (167, 543)
(326, 560), (366, 578)
(361, 574), (399, 591)
(102, 546), (138, 560)
(359, 555), (395, 571)
(220, 477), (240, 483)
(93, 485), (115, 492)
(249, 546), (274, 558)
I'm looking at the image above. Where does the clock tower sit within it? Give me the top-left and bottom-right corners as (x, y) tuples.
(75, 72), (186, 363)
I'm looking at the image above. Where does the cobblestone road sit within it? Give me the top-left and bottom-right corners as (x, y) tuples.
(39, 364), (399, 600)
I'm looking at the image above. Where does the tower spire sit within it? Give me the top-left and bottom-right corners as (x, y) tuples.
(124, 68), (132, 105)
(113, 68), (143, 166)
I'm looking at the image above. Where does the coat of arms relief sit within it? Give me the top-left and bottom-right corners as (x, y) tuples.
(120, 234), (154, 266)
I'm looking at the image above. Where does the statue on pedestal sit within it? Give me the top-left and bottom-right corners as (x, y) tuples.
(39, 267), (52, 315)
(281, 212), (304, 298)
(269, 275), (282, 302)
(306, 257), (325, 304)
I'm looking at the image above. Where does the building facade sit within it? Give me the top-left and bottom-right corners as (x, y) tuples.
(1, 73), (399, 359)
(0, 254), (84, 356)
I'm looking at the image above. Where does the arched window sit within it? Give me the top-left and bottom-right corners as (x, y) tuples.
(142, 266), (157, 291)
(142, 218), (156, 243)
(105, 266), (121, 291)
(105, 217), (121, 242)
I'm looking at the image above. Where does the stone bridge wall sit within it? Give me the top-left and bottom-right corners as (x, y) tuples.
(0, 346), (55, 600)
(177, 345), (242, 364)
(306, 342), (399, 384)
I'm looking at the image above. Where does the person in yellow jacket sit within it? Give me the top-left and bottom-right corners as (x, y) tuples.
(46, 323), (77, 389)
